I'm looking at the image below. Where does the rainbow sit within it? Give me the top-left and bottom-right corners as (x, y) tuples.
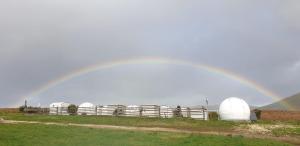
(17, 57), (293, 110)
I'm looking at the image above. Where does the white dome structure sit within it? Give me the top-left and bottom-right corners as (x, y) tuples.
(219, 97), (250, 121)
(77, 102), (96, 115)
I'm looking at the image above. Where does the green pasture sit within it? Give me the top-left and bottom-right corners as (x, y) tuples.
(0, 123), (291, 146)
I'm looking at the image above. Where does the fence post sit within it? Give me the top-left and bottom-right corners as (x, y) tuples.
(202, 108), (205, 120)
(139, 107), (142, 117)
(158, 106), (161, 118)
(95, 106), (97, 115)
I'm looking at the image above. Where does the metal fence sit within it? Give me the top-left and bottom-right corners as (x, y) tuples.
(160, 107), (174, 118)
(140, 105), (160, 117)
(100, 105), (126, 116)
(24, 107), (49, 114)
(190, 108), (207, 120)
(181, 107), (191, 118)
(49, 107), (69, 115)
(77, 107), (97, 115)
(49, 105), (208, 120)
(124, 106), (142, 117)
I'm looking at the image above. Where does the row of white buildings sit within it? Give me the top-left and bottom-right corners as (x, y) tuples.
(49, 102), (208, 120)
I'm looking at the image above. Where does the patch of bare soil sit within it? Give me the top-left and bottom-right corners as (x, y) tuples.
(0, 108), (19, 113)
(236, 124), (297, 135)
(235, 124), (300, 145)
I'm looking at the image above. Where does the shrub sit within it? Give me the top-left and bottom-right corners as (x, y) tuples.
(208, 112), (219, 120)
(19, 106), (26, 112)
(113, 108), (124, 116)
(173, 105), (182, 117)
(253, 109), (261, 120)
(24, 106), (40, 114)
(67, 104), (78, 115)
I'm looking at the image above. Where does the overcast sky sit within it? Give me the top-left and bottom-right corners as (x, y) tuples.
(0, 0), (300, 107)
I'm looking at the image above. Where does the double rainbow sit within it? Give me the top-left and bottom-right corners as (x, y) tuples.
(17, 57), (292, 110)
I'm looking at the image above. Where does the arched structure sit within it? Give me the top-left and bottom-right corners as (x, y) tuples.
(219, 97), (251, 121)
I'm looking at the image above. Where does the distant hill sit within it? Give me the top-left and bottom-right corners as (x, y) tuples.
(260, 92), (300, 111)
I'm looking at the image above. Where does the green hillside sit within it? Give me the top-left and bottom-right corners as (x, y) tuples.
(260, 93), (300, 111)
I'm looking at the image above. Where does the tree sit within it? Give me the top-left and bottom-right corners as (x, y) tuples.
(19, 105), (26, 113)
(173, 105), (182, 117)
(67, 104), (77, 115)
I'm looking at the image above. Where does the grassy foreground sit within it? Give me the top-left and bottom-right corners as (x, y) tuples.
(0, 123), (291, 146)
(0, 113), (237, 132)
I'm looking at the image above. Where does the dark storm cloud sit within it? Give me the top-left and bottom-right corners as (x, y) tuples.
(0, 0), (299, 107)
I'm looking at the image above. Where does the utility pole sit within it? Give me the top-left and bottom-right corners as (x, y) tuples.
(205, 98), (208, 109)
(24, 100), (27, 108)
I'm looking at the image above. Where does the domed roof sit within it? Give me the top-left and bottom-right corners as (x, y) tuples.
(49, 102), (70, 107)
(160, 105), (169, 108)
(127, 105), (139, 108)
(79, 102), (95, 108)
(219, 97), (250, 121)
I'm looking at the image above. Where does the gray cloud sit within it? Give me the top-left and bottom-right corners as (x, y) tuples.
(0, 0), (299, 107)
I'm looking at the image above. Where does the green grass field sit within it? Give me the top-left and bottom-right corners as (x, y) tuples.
(2, 113), (299, 133)
(0, 113), (237, 132)
(1, 112), (299, 145)
(0, 123), (291, 146)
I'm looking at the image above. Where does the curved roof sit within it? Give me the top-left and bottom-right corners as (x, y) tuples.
(78, 102), (95, 108)
(219, 97), (250, 121)
(160, 105), (170, 108)
(127, 105), (139, 108)
(49, 102), (70, 107)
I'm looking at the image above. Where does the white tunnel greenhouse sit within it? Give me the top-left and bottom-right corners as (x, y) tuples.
(160, 106), (173, 118)
(101, 105), (126, 116)
(141, 105), (160, 117)
(77, 102), (96, 115)
(49, 102), (70, 115)
(125, 105), (141, 117)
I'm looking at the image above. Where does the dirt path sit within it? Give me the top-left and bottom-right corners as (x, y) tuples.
(1, 119), (299, 145)
(0, 119), (228, 135)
